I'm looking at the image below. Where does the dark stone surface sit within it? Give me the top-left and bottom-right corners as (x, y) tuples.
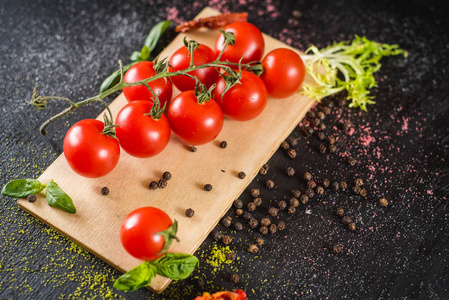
(1, 0), (448, 299)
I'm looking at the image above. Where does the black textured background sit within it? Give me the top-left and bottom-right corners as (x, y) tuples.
(1, 0), (449, 299)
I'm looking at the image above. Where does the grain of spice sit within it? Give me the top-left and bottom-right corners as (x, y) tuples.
(319, 143), (327, 153)
(355, 178), (364, 187)
(265, 180), (275, 189)
(340, 181), (348, 190)
(287, 148), (297, 158)
(287, 137), (299, 147)
(280, 141), (290, 150)
(197, 278), (205, 288)
(303, 172), (312, 181)
(307, 180), (317, 189)
(289, 197), (300, 207)
(348, 157), (357, 166)
(27, 194), (37, 203)
(331, 181), (340, 192)
(333, 244), (343, 254)
(300, 194), (309, 204)
(269, 223), (277, 234)
(222, 216), (232, 227)
(251, 189), (260, 198)
(234, 199), (243, 209)
(259, 226), (268, 234)
(316, 186), (324, 195)
(286, 167), (295, 176)
(288, 206), (296, 214)
(243, 212), (252, 220)
(234, 222), (243, 231)
(322, 178), (330, 188)
(247, 202), (256, 211)
(326, 136), (336, 145)
(158, 179), (167, 188)
(204, 184), (213, 191)
(238, 171), (246, 179)
(222, 235), (232, 245)
(162, 171), (172, 180)
(149, 181), (158, 190)
(278, 200), (287, 210)
(329, 144), (337, 153)
(268, 207), (279, 217)
(305, 188), (315, 198)
(353, 186), (362, 195)
(230, 274), (240, 284)
(220, 141), (227, 148)
(260, 218), (271, 227)
(348, 222), (357, 231)
(211, 230), (222, 241)
(360, 189), (368, 197)
(248, 244), (259, 254)
(100, 187), (109, 195)
(278, 221), (286, 231)
(189, 145), (197, 152)
(253, 198), (262, 206)
(256, 237), (265, 246)
(379, 198), (389, 207)
(248, 218), (258, 228)
(226, 251), (237, 261)
(185, 208), (194, 218)
(342, 216), (352, 225)
(235, 208), (243, 216)
(292, 189), (301, 198)
(336, 207), (345, 217)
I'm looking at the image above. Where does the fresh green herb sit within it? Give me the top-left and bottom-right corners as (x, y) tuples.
(114, 253), (199, 291)
(2, 178), (76, 214)
(99, 20), (173, 93)
(1, 179), (46, 198)
(45, 180), (76, 214)
(155, 220), (179, 255)
(302, 35), (408, 110)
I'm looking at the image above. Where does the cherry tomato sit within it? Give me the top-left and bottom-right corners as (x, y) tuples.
(63, 119), (120, 178)
(215, 22), (265, 64)
(167, 90), (224, 145)
(120, 207), (175, 261)
(115, 101), (171, 158)
(212, 70), (268, 121)
(169, 44), (219, 92)
(123, 61), (173, 108)
(260, 48), (306, 98)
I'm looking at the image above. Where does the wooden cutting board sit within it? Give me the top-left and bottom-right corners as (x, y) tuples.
(18, 7), (315, 293)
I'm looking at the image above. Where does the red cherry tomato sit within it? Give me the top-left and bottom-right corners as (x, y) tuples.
(123, 61), (173, 108)
(215, 22), (265, 64)
(120, 207), (175, 261)
(213, 70), (268, 121)
(115, 101), (171, 158)
(260, 48), (306, 98)
(169, 44), (219, 92)
(63, 119), (120, 178)
(167, 90), (224, 145)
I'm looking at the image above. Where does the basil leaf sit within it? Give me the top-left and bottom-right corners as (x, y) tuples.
(99, 61), (138, 93)
(114, 262), (156, 291)
(144, 20), (172, 53)
(140, 46), (150, 61)
(45, 180), (76, 214)
(153, 253), (199, 281)
(1, 179), (45, 198)
(130, 51), (142, 62)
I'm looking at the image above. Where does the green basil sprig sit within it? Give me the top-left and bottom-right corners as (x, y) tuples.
(114, 253), (199, 291)
(2, 178), (76, 214)
(99, 20), (172, 93)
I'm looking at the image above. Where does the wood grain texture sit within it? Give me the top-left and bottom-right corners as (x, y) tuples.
(17, 7), (314, 293)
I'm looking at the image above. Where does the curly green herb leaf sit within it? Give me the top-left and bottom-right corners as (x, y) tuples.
(45, 180), (76, 214)
(1, 179), (46, 198)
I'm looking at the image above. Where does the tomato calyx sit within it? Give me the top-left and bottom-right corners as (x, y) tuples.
(156, 219), (180, 255)
(101, 113), (120, 141)
(218, 29), (236, 46)
(195, 82), (216, 104)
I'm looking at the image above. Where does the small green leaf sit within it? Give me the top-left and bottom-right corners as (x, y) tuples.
(99, 62), (138, 93)
(153, 253), (199, 281)
(156, 220), (179, 255)
(130, 51), (142, 62)
(140, 46), (150, 61)
(144, 20), (173, 53)
(114, 262), (156, 291)
(1, 179), (46, 198)
(45, 180), (76, 214)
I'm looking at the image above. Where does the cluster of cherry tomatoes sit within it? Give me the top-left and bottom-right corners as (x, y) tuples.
(63, 22), (306, 178)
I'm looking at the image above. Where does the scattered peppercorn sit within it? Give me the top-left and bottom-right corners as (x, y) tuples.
(229, 273), (240, 284)
(162, 171), (172, 180)
(280, 141), (290, 150)
(321, 106), (331, 115)
(220, 141), (228, 148)
(303, 172), (312, 181)
(222, 216), (232, 227)
(278, 221), (286, 231)
(340, 181), (348, 190)
(185, 208), (194, 218)
(204, 184), (213, 191)
(259, 226), (268, 235)
(248, 244), (259, 254)
(268, 207), (279, 217)
(343, 122), (351, 131)
(286, 167), (295, 176)
(278, 200), (287, 210)
(234, 199), (243, 209)
(265, 180), (275, 189)
(269, 223), (277, 234)
(27, 194), (37, 203)
(260, 218), (271, 227)
(316, 186), (324, 195)
(307, 111), (316, 118)
(287, 137), (299, 147)
(236, 208), (243, 216)
(355, 178), (364, 187)
(251, 189), (260, 198)
(259, 167), (268, 175)
(333, 244), (343, 254)
(336, 207), (345, 217)
(318, 143), (327, 154)
(256, 237), (265, 246)
(253, 198), (262, 206)
(247, 202), (256, 212)
(234, 222), (243, 231)
(190, 145), (197, 152)
(322, 178), (330, 188)
(222, 235), (232, 245)
(288, 18), (299, 27)
(226, 252), (237, 261)
(348, 157), (357, 166)
(292, 189), (301, 198)
(317, 131), (326, 141)
(158, 179), (167, 189)
(238, 171), (246, 179)
(353, 186), (361, 194)
(288, 206), (296, 214)
(342, 216), (352, 225)
(312, 118), (321, 127)
(379, 198), (388, 207)
(337, 98), (347, 107)
(329, 144), (337, 153)
(289, 197), (300, 207)
(331, 181), (340, 192)
(348, 222), (356, 231)
(326, 136), (336, 145)
(360, 189), (368, 197)
(248, 218), (258, 229)
(149, 181), (158, 190)
(307, 180), (317, 189)
(211, 230), (222, 241)
(100, 187), (109, 196)
(300, 194), (309, 204)
(319, 123), (326, 130)
(305, 188), (315, 198)
(302, 126), (314, 136)
(287, 149), (297, 158)
(197, 278), (205, 288)
(243, 212), (252, 220)
(317, 111), (326, 120)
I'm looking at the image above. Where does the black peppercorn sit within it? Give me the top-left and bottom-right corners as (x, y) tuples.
(288, 206), (296, 214)
(220, 141), (228, 148)
(247, 202), (256, 212)
(286, 167), (295, 176)
(329, 144), (337, 153)
(259, 167), (268, 175)
(322, 178), (330, 188)
(268, 207), (279, 217)
(234, 222), (243, 231)
(340, 181), (348, 190)
(162, 171), (172, 180)
(197, 278), (205, 288)
(278, 200), (287, 210)
(379, 198), (388, 207)
(355, 178), (364, 187)
(280, 141), (290, 149)
(337, 98), (347, 107)
(256, 237), (265, 246)
(316, 186), (324, 195)
(343, 122), (351, 131)
(238, 171), (246, 179)
(360, 189), (368, 197)
(289, 197), (300, 207)
(303, 172), (312, 181)
(292, 189), (301, 198)
(331, 181), (340, 192)
(300, 194), (309, 204)
(185, 208), (195, 218)
(251, 189), (260, 198)
(158, 179), (167, 189)
(265, 180), (275, 189)
(319, 123), (326, 130)
(288, 18), (299, 27)
(307, 180), (317, 189)
(333, 244), (343, 254)
(190, 145), (197, 152)
(248, 218), (258, 228)
(259, 225), (268, 235)
(248, 244), (259, 253)
(234, 199), (243, 209)
(204, 184), (213, 191)
(318, 143), (327, 154)
(222, 235), (232, 245)
(348, 222), (356, 231)
(287, 149), (297, 158)
(278, 221), (286, 231)
(260, 218), (271, 227)
(236, 208), (243, 216)
(227, 252), (237, 261)
(101, 187), (109, 195)
(348, 157), (357, 166)
(317, 111), (326, 120)
(222, 216), (232, 227)
(321, 106), (331, 115)
(302, 125), (314, 136)
(211, 230), (222, 241)
(312, 118), (321, 127)
(27, 194), (37, 203)
(342, 216), (352, 225)
(149, 181), (158, 190)
(317, 131), (326, 141)
(253, 198), (262, 206)
(287, 137), (299, 147)
(307, 111), (316, 118)
(353, 186), (362, 194)
(268, 224), (277, 234)
(243, 212), (252, 220)
(336, 207), (344, 217)
(305, 188), (315, 198)
(326, 136), (336, 145)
